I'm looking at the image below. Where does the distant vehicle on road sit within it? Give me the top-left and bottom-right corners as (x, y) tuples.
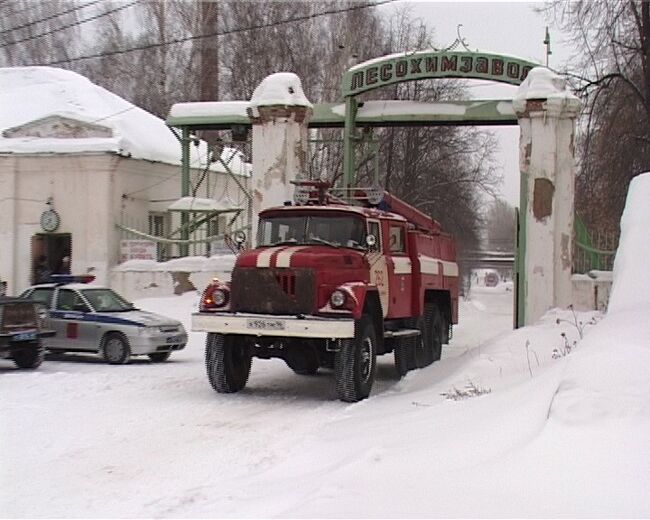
(485, 271), (499, 287)
(0, 296), (55, 369)
(20, 275), (187, 364)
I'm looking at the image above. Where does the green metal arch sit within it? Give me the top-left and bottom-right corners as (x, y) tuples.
(341, 51), (539, 97)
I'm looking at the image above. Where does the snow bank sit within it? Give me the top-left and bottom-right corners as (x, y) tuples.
(114, 254), (236, 273)
(249, 72), (312, 114)
(608, 172), (650, 313)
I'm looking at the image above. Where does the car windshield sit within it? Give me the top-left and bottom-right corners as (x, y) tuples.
(257, 214), (366, 249)
(81, 289), (134, 312)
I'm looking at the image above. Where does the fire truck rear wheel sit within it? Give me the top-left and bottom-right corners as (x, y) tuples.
(335, 314), (377, 402)
(12, 341), (44, 369)
(205, 333), (252, 393)
(426, 303), (443, 362)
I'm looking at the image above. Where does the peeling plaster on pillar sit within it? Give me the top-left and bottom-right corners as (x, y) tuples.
(515, 67), (581, 325)
(249, 73), (312, 245)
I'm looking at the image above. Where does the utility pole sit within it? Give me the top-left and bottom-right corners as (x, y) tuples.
(544, 26), (552, 67)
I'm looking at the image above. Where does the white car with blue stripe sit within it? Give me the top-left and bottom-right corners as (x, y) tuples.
(21, 275), (187, 364)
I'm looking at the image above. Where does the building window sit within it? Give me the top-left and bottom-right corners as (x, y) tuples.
(148, 213), (168, 261)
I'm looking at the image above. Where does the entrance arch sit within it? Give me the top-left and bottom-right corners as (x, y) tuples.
(167, 51), (579, 328)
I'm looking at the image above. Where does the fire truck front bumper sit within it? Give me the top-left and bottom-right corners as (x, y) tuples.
(192, 312), (355, 339)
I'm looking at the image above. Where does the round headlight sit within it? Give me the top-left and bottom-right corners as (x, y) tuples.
(212, 288), (228, 306)
(330, 289), (346, 308)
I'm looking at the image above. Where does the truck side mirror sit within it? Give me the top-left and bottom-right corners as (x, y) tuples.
(234, 231), (246, 250)
(365, 234), (377, 249)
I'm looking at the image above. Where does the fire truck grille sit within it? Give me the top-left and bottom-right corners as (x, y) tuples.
(231, 268), (315, 315)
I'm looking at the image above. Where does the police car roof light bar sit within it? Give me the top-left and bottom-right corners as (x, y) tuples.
(49, 274), (96, 285)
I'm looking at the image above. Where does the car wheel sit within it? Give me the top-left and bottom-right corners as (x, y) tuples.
(335, 314), (377, 402)
(205, 333), (252, 393)
(12, 340), (44, 369)
(148, 351), (171, 362)
(103, 332), (131, 364)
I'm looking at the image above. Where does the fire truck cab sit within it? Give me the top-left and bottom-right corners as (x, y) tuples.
(193, 187), (458, 402)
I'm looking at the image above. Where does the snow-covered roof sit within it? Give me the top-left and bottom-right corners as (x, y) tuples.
(0, 66), (251, 175)
(168, 196), (241, 213)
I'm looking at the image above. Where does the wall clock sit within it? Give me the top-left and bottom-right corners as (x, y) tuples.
(40, 209), (60, 232)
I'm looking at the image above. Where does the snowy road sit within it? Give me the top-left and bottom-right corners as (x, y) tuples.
(2, 286), (648, 518)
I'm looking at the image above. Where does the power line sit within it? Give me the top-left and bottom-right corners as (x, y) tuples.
(0, 0), (105, 38)
(24, 0), (397, 66)
(1, 0), (139, 48)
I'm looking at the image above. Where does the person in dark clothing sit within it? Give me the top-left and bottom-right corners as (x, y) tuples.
(34, 255), (51, 284)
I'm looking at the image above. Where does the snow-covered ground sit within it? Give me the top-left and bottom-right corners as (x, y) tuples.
(2, 175), (649, 518)
(1, 282), (648, 517)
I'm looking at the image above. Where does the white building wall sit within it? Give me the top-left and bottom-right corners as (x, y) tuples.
(0, 152), (249, 295)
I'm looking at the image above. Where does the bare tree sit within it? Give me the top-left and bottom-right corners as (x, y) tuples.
(545, 0), (650, 232)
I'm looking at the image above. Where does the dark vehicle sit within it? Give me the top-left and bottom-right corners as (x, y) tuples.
(0, 297), (55, 369)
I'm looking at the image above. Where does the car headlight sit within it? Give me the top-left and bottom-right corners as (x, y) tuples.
(330, 289), (346, 308)
(212, 288), (228, 307)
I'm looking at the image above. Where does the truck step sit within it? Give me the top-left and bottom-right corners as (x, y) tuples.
(384, 328), (421, 339)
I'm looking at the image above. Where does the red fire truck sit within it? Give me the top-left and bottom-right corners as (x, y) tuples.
(193, 184), (459, 402)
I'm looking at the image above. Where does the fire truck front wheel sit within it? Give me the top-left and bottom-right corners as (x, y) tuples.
(205, 333), (252, 393)
(335, 314), (377, 402)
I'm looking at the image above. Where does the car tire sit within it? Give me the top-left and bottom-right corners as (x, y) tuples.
(102, 332), (131, 365)
(205, 333), (252, 393)
(148, 351), (172, 362)
(12, 340), (44, 369)
(335, 314), (377, 402)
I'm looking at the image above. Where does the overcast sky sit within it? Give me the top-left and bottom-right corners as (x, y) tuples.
(376, 1), (573, 207)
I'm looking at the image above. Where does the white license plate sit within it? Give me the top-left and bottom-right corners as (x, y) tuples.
(13, 331), (37, 342)
(246, 319), (285, 331)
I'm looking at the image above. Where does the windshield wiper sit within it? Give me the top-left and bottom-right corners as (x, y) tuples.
(307, 237), (340, 248)
(268, 239), (299, 247)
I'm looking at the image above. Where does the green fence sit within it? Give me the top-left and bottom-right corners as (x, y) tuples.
(573, 215), (618, 273)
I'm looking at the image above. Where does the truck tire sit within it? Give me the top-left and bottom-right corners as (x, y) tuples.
(148, 351), (172, 362)
(335, 314), (377, 402)
(415, 314), (433, 368)
(287, 345), (320, 375)
(205, 333), (251, 393)
(394, 340), (410, 377)
(426, 303), (443, 362)
(12, 341), (44, 369)
(103, 332), (131, 364)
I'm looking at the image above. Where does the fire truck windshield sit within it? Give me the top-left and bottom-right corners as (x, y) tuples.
(258, 214), (366, 250)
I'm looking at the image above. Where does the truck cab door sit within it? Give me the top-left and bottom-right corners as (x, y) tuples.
(367, 219), (389, 318)
(385, 222), (413, 318)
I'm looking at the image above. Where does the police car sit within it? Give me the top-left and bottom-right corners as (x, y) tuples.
(20, 275), (187, 364)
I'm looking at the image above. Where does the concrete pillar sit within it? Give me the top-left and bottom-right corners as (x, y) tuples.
(248, 73), (312, 245)
(0, 157), (18, 294)
(514, 67), (581, 325)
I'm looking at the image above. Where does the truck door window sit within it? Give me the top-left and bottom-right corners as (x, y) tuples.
(389, 225), (406, 253)
(367, 221), (381, 252)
